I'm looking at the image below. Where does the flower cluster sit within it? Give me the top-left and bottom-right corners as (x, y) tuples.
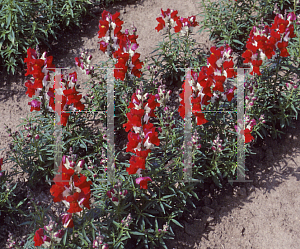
(92, 232), (108, 249)
(75, 52), (94, 75)
(210, 134), (224, 153)
(6, 232), (25, 248)
(34, 156), (93, 246)
(178, 44), (237, 126)
(50, 155), (92, 214)
(121, 213), (132, 227)
(24, 48), (85, 126)
(106, 181), (128, 206)
(155, 84), (172, 107)
(242, 12), (297, 75)
(181, 129), (202, 152)
(123, 89), (160, 189)
(155, 8), (199, 35)
(98, 10), (143, 80)
(33, 219), (65, 247)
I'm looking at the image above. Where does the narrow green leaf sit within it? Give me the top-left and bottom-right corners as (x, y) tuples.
(6, 12), (11, 29)
(171, 219), (183, 228)
(130, 231), (144, 236)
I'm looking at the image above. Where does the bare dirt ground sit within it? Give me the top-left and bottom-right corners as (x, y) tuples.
(0, 0), (300, 248)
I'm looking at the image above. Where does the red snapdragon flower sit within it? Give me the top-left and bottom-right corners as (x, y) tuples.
(178, 44), (236, 128)
(130, 53), (143, 78)
(127, 149), (151, 175)
(225, 86), (237, 102)
(25, 80), (37, 98)
(50, 157), (92, 213)
(155, 17), (165, 32)
(241, 128), (254, 144)
(136, 176), (152, 189)
(126, 132), (142, 153)
(62, 213), (74, 228)
(143, 123), (160, 148)
(124, 91), (160, 182)
(28, 99), (41, 112)
(34, 228), (44, 247)
(242, 12), (297, 75)
(123, 108), (145, 132)
(250, 59), (263, 75)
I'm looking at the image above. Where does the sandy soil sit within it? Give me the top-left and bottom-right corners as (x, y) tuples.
(0, 0), (300, 248)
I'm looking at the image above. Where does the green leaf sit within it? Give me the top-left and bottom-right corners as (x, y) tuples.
(15, 4), (24, 15)
(161, 194), (175, 200)
(8, 29), (15, 44)
(233, 39), (244, 46)
(211, 171), (222, 188)
(170, 219), (183, 228)
(16, 198), (27, 208)
(159, 201), (165, 214)
(63, 228), (68, 245)
(144, 212), (155, 218)
(255, 130), (263, 139)
(130, 231), (145, 236)
(6, 12), (11, 29)
(291, 104), (297, 116)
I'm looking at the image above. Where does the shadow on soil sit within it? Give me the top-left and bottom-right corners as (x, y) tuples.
(165, 117), (300, 249)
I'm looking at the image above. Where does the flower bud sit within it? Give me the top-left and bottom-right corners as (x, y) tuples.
(35, 134), (40, 140)
(62, 213), (74, 228)
(102, 244), (109, 249)
(106, 190), (112, 198)
(112, 196), (119, 205)
(93, 240), (100, 248)
(157, 127), (162, 132)
(53, 229), (65, 240)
